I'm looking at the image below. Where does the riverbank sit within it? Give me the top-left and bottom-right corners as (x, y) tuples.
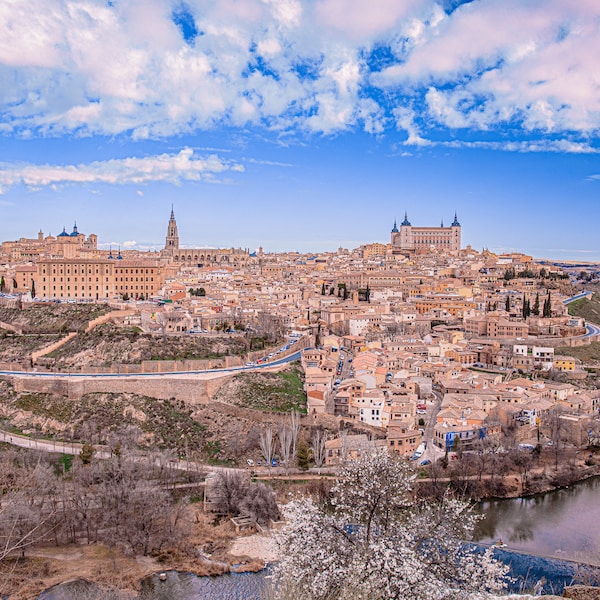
(0, 514), (273, 599)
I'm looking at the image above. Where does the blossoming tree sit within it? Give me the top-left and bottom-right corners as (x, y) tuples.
(273, 449), (508, 600)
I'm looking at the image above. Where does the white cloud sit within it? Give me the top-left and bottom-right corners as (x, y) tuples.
(0, 0), (599, 145)
(0, 148), (244, 193)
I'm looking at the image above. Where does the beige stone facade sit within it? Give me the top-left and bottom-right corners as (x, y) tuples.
(34, 258), (164, 300)
(163, 208), (250, 268)
(391, 213), (461, 253)
(1, 224), (98, 262)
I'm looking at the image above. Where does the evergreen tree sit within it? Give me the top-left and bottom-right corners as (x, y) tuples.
(365, 284), (371, 303)
(31, 280), (36, 298)
(0, 276), (4, 292)
(321, 282), (326, 295)
(543, 293), (552, 318)
(532, 292), (540, 316)
(296, 438), (310, 471)
(505, 295), (510, 312)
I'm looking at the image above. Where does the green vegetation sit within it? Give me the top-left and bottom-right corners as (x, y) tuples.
(555, 342), (600, 363)
(567, 293), (600, 323)
(218, 363), (307, 413)
(15, 393), (75, 421)
(57, 454), (73, 473)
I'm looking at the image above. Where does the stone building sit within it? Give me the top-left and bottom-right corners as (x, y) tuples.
(163, 208), (250, 268)
(1, 223), (98, 261)
(31, 257), (164, 300)
(391, 213), (461, 253)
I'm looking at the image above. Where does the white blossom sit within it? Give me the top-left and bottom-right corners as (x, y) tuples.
(273, 448), (509, 600)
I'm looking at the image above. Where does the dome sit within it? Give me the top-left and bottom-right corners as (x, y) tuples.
(401, 211), (411, 226)
(57, 227), (70, 237)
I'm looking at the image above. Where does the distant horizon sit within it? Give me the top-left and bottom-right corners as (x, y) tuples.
(4, 212), (600, 266)
(1, 1), (599, 262)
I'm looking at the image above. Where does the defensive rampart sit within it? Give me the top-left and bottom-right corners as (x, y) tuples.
(5, 373), (232, 404)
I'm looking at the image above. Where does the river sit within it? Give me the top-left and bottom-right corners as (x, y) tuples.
(474, 475), (600, 565)
(42, 477), (600, 599)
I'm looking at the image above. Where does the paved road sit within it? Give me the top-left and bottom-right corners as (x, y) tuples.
(584, 323), (600, 338)
(563, 291), (593, 304)
(0, 350), (302, 379)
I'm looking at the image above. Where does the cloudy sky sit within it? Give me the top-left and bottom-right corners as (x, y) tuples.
(1, 0), (599, 259)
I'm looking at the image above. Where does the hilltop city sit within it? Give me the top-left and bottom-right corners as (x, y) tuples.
(1, 209), (599, 468)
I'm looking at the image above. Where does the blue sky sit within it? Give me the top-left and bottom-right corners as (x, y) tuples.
(1, 0), (599, 259)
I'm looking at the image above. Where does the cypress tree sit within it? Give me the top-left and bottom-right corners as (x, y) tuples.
(297, 438), (310, 470)
(532, 292), (540, 316)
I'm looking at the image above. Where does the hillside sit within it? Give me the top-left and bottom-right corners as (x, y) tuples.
(43, 323), (252, 368)
(0, 329), (61, 363)
(213, 363), (306, 413)
(0, 303), (111, 333)
(555, 342), (600, 364)
(567, 293), (600, 323)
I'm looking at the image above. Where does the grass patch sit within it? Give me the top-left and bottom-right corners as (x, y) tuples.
(556, 342), (600, 363)
(568, 293), (600, 323)
(15, 393), (75, 422)
(221, 364), (306, 413)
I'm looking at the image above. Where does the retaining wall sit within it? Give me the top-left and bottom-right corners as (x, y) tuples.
(5, 373), (232, 404)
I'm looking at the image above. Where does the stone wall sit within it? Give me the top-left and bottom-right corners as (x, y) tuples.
(31, 332), (77, 363)
(0, 319), (22, 334)
(5, 373), (233, 404)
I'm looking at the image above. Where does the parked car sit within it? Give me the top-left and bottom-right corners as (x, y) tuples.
(420, 459), (431, 466)
(247, 459), (254, 467)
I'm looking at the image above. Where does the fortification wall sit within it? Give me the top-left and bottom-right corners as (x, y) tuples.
(5, 373), (232, 404)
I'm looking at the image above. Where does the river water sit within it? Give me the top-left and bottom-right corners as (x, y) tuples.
(474, 475), (600, 566)
(42, 477), (600, 599)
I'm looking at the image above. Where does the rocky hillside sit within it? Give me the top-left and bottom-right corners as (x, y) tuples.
(0, 303), (111, 333)
(43, 323), (252, 368)
(213, 363), (306, 413)
(0, 329), (62, 363)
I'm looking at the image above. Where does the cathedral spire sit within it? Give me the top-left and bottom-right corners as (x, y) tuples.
(165, 206), (179, 254)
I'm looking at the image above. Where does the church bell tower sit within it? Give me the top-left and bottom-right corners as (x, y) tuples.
(165, 206), (179, 254)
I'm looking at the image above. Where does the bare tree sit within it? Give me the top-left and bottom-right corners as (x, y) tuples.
(290, 409), (301, 459)
(239, 483), (280, 526)
(208, 471), (249, 516)
(542, 409), (568, 470)
(310, 430), (327, 470)
(278, 425), (294, 475)
(260, 427), (275, 467)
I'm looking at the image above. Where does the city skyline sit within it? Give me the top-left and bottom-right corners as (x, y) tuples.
(1, 1), (600, 260)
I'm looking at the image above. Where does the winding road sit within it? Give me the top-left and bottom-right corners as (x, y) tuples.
(0, 350), (303, 379)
